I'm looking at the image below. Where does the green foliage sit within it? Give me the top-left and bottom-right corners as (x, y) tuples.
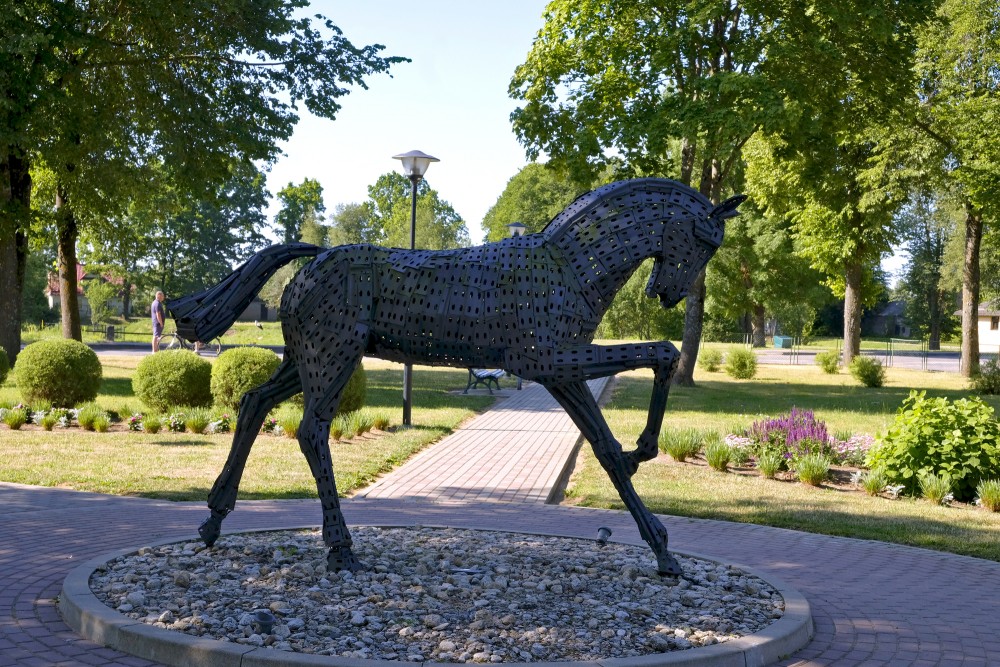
(815, 350), (841, 374)
(597, 259), (685, 340)
(13, 339), (102, 407)
(372, 411), (391, 431)
(277, 408), (301, 439)
(366, 173), (470, 250)
(849, 355), (886, 387)
(0, 345), (8, 385)
(756, 451), (784, 479)
(348, 410), (375, 438)
(338, 365), (367, 416)
(328, 202), (378, 247)
(77, 404), (106, 431)
(39, 412), (59, 431)
(860, 469), (889, 496)
(977, 479), (1000, 512)
(729, 445), (751, 467)
(2, 407), (28, 430)
(132, 350), (212, 411)
(659, 428), (703, 462)
(725, 348), (758, 380)
(697, 348), (723, 373)
(918, 472), (953, 505)
(867, 391), (1000, 501)
(481, 163), (585, 242)
(92, 413), (111, 432)
(971, 358), (1000, 395)
(211, 347), (282, 410)
(795, 454), (830, 486)
(185, 408), (212, 435)
(704, 439), (731, 472)
(142, 414), (162, 434)
(276, 178), (326, 245)
(84, 280), (118, 325)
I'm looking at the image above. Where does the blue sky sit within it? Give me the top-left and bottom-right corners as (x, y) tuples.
(265, 1), (550, 244)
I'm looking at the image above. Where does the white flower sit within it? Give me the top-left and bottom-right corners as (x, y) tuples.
(885, 484), (905, 499)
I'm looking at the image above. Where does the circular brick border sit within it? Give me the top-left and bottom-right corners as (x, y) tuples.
(60, 525), (813, 667)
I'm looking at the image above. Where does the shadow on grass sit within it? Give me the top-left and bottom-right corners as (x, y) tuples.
(150, 439), (213, 447)
(99, 377), (135, 397)
(135, 486), (319, 502)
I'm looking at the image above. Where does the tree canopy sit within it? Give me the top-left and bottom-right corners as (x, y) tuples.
(480, 163), (585, 242)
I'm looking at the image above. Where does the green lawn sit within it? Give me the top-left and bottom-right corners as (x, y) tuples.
(0, 356), (503, 500)
(568, 365), (1000, 562)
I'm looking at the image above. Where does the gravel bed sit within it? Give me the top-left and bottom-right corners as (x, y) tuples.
(90, 527), (784, 662)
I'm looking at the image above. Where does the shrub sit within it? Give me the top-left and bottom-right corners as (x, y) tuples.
(704, 439), (731, 472)
(859, 469), (888, 496)
(2, 407), (28, 430)
(660, 428), (703, 462)
(142, 414), (162, 434)
(0, 346), (9, 385)
(795, 454), (830, 486)
(277, 408), (301, 438)
(13, 339), (102, 407)
(971, 358), (1000, 395)
(814, 350), (840, 374)
(40, 412), (59, 431)
(133, 350), (212, 411)
(697, 348), (723, 373)
(185, 408), (212, 434)
(919, 473), (953, 505)
(211, 347), (281, 410)
(338, 364), (367, 415)
(757, 451), (784, 479)
(977, 479), (1000, 512)
(866, 391), (1000, 502)
(849, 355), (885, 388)
(725, 347), (757, 380)
(77, 404), (106, 431)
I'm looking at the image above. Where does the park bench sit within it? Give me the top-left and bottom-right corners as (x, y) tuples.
(464, 368), (504, 394)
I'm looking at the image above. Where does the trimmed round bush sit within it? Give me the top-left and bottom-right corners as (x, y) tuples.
(133, 350), (212, 411)
(290, 364), (367, 416)
(849, 354), (885, 388)
(725, 347), (757, 380)
(0, 346), (9, 385)
(13, 339), (102, 407)
(697, 348), (723, 373)
(971, 358), (1000, 395)
(814, 350), (840, 374)
(211, 347), (281, 410)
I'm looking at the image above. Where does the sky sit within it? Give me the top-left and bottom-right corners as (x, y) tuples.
(264, 1), (550, 245)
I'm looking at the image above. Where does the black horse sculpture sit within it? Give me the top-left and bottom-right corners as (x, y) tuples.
(169, 177), (744, 576)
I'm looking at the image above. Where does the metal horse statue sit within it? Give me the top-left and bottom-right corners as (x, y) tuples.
(169, 177), (744, 576)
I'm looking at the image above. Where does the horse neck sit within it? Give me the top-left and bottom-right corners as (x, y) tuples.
(550, 218), (664, 319)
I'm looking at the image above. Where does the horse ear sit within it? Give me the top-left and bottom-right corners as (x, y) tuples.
(709, 194), (748, 220)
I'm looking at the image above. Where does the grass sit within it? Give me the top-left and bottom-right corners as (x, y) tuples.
(566, 365), (1000, 562)
(0, 355), (495, 501)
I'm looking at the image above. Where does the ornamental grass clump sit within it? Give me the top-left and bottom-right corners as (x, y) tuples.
(2, 407), (28, 430)
(92, 413), (111, 433)
(348, 410), (375, 437)
(142, 414), (162, 434)
(40, 412), (59, 431)
(814, 350), (840, 374)
(919, 473), (953, 505)
(277, 409), (301, 439)
(859, 469), (889, 496)
(976, 479), (1000, 512)
(704, 439), (731, 472)
(77, 404), (106, 431)
(185, 408), (212, 434)
(660, 428), (703, 462)
(757, 451), (784, 479)
(372, 411), (391, 431)
(795, 454), (830, 486)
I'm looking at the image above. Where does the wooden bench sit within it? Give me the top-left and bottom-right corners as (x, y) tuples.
(464, 368), (504, 394)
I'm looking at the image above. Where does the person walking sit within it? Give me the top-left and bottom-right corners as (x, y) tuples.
(151, 291), (166, 352)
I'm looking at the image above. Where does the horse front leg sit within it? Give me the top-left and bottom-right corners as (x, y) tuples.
(544, 380), (682, 576)
(201, 356), (301, 546)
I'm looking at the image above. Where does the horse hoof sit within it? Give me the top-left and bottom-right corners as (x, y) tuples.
(199, 515), (222, 547)
(656, 553), (683, 577)
(327, 547), (364, 572)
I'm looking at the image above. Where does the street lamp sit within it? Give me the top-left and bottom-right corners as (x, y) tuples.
(507, 221), (527, 237)
(392, 150), (439, 427)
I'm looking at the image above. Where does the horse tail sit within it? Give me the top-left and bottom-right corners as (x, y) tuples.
(166, 243), (322, 343)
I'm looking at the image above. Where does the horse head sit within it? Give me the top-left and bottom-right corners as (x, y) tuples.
(645, 194), (747, 308)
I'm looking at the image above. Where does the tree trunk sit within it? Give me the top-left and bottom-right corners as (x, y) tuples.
(122, 279), (132, 318)
(0, 147), (31, 367)
(961, 204), (982, 377)
(751, 304), (767, 347)
(927, 287), (941, 351)
(55, 187), (83, 341)
(842, 260), (863, 366)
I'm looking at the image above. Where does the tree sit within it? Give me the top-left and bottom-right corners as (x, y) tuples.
(509, 0), (937, 384)
(878, 0), (1000, 376)
(276, 178), (326, 245)
(366, 173), (469, 250)
(481, 163), (585, 242)
(0, 0), (404, 364)
(328, 202), (377, 246)
(705, 208), (826, 345)
(597, 260), (685, 340)
(895, 191), (960, 349)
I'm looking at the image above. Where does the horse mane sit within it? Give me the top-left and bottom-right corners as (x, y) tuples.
(540, 178), (713, 245)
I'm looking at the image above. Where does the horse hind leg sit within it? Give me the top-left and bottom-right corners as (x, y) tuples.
(545, 380), (683, 576)
(200, 356), (301, 546)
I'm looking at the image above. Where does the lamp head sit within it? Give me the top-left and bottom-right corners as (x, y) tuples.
(392, 150), (439, 179)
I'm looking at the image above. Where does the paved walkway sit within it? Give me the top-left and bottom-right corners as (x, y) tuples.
(2, 381), (1000, 665)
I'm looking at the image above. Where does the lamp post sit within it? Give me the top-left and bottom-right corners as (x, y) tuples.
(507, 221), (527, 237)
(392, 150), (439, 427)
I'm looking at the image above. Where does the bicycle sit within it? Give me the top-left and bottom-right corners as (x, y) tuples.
(161, 330), (222, 356)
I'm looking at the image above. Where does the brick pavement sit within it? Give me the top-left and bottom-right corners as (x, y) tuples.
(3, 379), (1000, 665)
